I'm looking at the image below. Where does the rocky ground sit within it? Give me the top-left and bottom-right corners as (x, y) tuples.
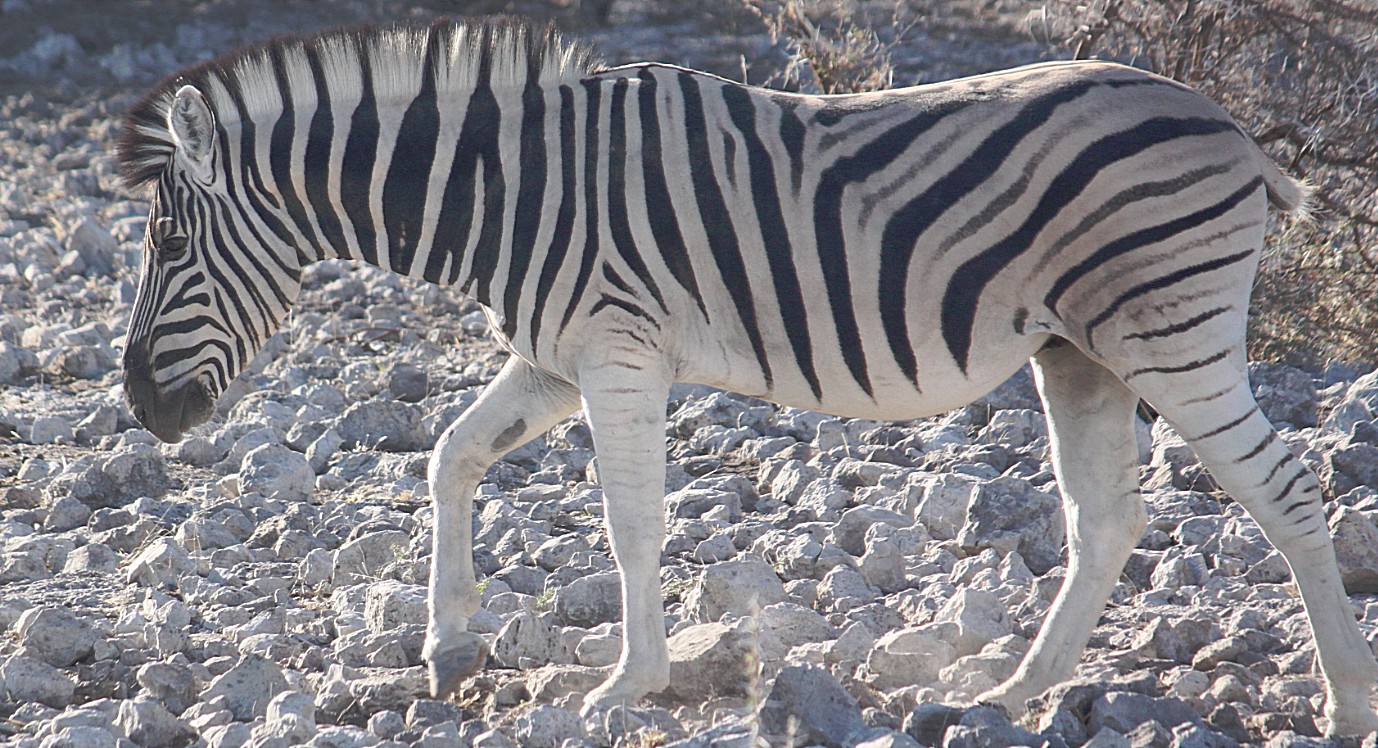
(3, 0), (1378, 747)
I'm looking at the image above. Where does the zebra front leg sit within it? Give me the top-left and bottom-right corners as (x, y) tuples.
(979, 342), (1147, 713)
(425, 356), (580, 700)
(577, 360), (672, 716)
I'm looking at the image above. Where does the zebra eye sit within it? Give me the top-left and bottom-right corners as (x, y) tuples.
(158, 234), (189, 258)
(151, 218), (189, 259)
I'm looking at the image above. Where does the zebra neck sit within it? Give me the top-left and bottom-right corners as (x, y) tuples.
(264, 82), (525, 312)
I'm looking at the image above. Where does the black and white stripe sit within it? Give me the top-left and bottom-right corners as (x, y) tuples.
(117, 18), (1378, 733)
(118, 20), (1292, 412)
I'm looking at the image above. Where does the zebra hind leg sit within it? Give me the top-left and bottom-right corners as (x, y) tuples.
(424, 357), (580, 700)
(1129, 363), (1378, 736)
(977, 341), (1147, 713)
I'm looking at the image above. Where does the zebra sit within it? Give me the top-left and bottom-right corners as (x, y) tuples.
(116, 18), (1378, 733)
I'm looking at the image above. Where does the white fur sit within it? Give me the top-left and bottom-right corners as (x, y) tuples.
(169, 85), (216, 181)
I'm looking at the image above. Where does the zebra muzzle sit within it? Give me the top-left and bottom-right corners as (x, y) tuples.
(122, 351), (216, 443)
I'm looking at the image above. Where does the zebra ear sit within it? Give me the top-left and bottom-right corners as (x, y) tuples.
(168, 85), (216, 181)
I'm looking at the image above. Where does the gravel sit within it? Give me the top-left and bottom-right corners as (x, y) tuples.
(2, 0), (1377, 746)
(758, 664), (867, 748)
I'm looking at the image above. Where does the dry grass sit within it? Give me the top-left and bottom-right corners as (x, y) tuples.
(741, 0), (911, 93)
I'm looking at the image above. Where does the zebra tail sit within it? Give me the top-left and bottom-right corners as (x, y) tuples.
(1255, 144), (1315, 220)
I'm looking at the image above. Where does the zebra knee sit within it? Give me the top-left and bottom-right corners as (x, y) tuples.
(428, 430), (491, 497)
(1116, 499), (1149, 551)
(1062, 489), (1146, 564)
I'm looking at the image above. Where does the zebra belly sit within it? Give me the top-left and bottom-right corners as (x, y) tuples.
(677, 329), (1052, 422)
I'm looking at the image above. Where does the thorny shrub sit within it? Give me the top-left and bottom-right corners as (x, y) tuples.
(742, 0), (906, 93)
(753, 0), (1378, 366)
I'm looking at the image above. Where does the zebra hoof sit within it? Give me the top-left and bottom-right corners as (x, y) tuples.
(1324, 702), (1378, 737)
(974, 683), (1034, 719)
(428, 633), (488, 700)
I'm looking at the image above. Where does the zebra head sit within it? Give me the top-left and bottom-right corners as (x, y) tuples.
(121, 84), (303, 442)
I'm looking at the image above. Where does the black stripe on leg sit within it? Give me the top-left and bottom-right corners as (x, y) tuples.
(1195, 405), (1260, 441)
(1180, 383), (1241, 406)
(1235, 430), (1276, 463)
(1281, 485), (1320, 517)
(1269, 468), (1310, 506)
(1281, 500), (1311, 516)
(1259, 453), (1292, 486)
(1124, 348), (1231, 380)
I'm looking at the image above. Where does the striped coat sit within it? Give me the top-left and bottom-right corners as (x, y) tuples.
(116, 19), (1378, 733)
